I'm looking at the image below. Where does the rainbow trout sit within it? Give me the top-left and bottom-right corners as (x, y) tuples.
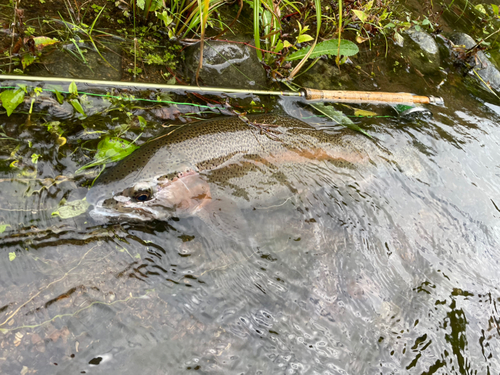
(87, 114), (375, 225)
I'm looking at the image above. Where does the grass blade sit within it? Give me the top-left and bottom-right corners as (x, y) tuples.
(254, 0), (262, 60)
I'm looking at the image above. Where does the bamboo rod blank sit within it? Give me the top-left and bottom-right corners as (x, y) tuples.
(0, 74), (299, 97)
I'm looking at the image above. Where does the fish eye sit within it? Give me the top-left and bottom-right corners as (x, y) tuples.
(131, 182), (153, 202)
(136, 193), (150, 201)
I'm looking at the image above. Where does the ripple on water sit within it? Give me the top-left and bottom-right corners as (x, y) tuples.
(2, 92), (500, 374)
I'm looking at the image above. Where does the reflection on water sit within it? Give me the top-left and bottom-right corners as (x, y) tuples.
(1, 82), (500, 375)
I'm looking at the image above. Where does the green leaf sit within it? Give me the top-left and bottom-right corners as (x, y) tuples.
(68, 81), (78, 96)
(33, 36), (59, 48)
(70, 99), (86, 116)
(287, 39), (359, 61)
(21, 54), (35, 69)
(296, 34), (314, 43)
(475, 4), (487, 14)
(95, 137), (139, 162)
(157, 10), (173, 27)
(353, 10), (368, 23)
(492, 4), (499, 16)
(137, 116), (147, 129)
(379, 9), (388, 21)
(31, 153), (40, 164)
(52, 198), (90, 219)
(274, 39), (284, 53)
(0, 224), (10, 234)
(0, 89), (25, 116)
(9, 252), (16, 261)
(54, 90), (64, 104)
(45, 121), (63, 136)
(76, 136), (139, 172)
(309, 103), (372, 138)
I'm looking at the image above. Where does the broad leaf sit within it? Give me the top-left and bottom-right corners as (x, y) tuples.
(354, 109), (377, 117)
(297, 34), (314, 43)
(0, 89), (25, 116)
(33, 36), (59, 49)
(287, 39), (359, 61)
(52, 198), (89, 219)
(22, 54), (35, 69)
(70, 99), (85, 116)
(309, 103), (372, 138)
(353, 10), (368, 23)
(95, 136), (139, 162)
(68, 81), (78, 96)
(54, 90), (64, 104)
(492, 4), (499, 16)
(157, 10), (173, 27)
(76, 136), (139, 172)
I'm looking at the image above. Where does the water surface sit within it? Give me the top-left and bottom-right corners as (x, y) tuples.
(1, 71), (500, 375)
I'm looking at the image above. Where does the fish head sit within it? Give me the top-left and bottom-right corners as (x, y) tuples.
(90, 170), (211, 221)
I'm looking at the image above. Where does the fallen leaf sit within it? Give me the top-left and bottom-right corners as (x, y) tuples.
(48, 327), (70, 343)
(31, 333), (43, 345)
(33, 36), (59, 49)
(52, 198), (89, 219)
(56, 136), (67, 146)
(354, 109), (377, 117)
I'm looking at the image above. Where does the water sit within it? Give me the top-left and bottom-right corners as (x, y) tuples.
(1, 58), (500, 375)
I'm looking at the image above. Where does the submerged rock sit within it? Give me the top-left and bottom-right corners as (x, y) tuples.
(449, 32), (500, 93)
(184, 40), (267, 89)
(407, 29), (439, 55)
(294, 59), (351, 90)
(404, 28), (440, 74)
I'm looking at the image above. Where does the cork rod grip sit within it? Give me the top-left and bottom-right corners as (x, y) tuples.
(302, 88), (432, 104)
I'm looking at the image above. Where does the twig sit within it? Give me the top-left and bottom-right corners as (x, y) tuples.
(9, 0), (19, 73)
(0, 244), (100, 329)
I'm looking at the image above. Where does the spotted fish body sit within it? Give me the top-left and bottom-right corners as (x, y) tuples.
(87, 114), (376, 222)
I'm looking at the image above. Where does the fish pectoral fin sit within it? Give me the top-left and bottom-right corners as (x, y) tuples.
(197, 197), (250, 243)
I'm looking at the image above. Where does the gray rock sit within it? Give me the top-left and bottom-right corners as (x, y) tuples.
(184, 40), (268, 89)
(404, 28), (440, 74)
(407, 29), (439, 54)
(449, 32), (500, 93)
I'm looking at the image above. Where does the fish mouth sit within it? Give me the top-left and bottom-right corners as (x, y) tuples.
(90, 170), (212, 222)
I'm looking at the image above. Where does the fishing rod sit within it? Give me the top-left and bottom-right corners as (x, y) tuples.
(0, 74), (444, 106)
